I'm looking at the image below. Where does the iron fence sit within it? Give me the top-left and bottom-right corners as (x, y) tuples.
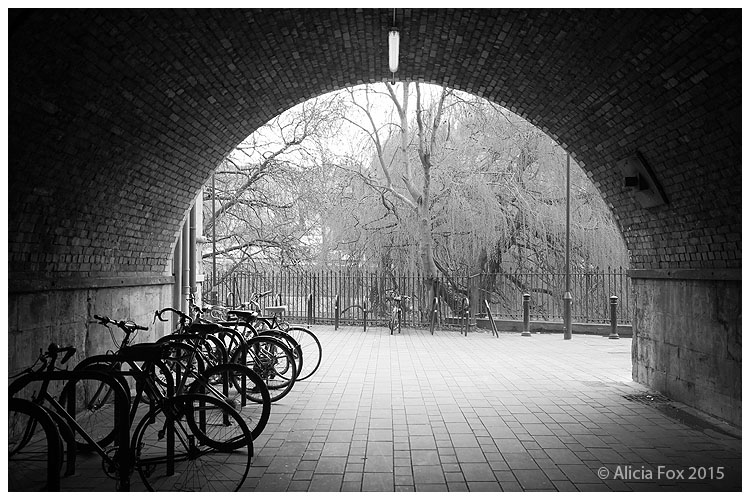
(203, 266), (632, 327)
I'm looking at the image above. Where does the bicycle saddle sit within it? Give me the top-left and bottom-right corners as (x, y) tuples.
(184, 322), (224, 335)
(227, 310), (260, 321)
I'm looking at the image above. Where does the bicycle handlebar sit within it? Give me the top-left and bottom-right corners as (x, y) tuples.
(154, 307), (192, 324)
(93, 314), (149, 332)
(46, 343), (76, 364)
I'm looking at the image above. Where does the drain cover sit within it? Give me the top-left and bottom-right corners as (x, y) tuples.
(623, 392), (672, 404)
(623, 392), (735, 437)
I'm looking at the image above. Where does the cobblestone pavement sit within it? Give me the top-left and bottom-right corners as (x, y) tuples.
(49, 325), (741, 492)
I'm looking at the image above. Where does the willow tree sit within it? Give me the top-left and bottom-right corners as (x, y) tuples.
(321, 83), (628, 314)
(324, 84), (513, 307)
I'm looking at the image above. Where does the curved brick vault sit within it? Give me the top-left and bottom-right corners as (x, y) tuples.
(8, 8), (741, 284)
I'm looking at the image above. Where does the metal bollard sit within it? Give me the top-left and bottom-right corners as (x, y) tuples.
(334, 295), (340, 330)
(521, 293), (531, 336)
(563, 291), (573, 340)
(609, 295), (620, 340)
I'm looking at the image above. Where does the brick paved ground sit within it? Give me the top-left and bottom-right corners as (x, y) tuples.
(49, 325), (741, 492)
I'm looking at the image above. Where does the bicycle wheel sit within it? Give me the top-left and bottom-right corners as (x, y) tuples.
(188, 363), (271, 441)
(132, 394), (252, 491)
(230, 336), (297, 402)
(284, 326), (322, 381)
(9, 398), (64, 492)
(258, 329), (304, 379)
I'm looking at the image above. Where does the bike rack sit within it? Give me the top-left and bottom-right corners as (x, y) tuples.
(9, 397), (63, 492)
(484, 299), (499, 338)
(72, 354), (176, 480)
(338, 300), (370, 332)
(9, 370), (132, 491)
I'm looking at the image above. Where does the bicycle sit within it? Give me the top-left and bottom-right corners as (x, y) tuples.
(185, 299), (304, 400)
(385, 289), (413, 335)
(226, 290), (323, 381)
(11, 342), (253, 491)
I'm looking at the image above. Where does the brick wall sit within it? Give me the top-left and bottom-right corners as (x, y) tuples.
(8, 9), (740, 279)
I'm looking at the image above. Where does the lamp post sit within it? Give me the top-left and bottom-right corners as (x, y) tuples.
(563, 153), (573, 340)
(211, 173), (217, 303)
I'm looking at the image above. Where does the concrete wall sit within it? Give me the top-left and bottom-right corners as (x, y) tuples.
(631, 270), (741, 426)
(8, 277), (174, 384)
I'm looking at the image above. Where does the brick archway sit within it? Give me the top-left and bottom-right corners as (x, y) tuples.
(8, 9), (741, 424)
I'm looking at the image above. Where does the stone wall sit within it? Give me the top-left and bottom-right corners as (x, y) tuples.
(631, 270), (741, 426)
(8, 277), (174, 384)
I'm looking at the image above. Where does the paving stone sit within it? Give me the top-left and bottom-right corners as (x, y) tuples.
(455, 446), (486, 462)
(395, 485), (416, 492)
(467, 481), (503, 491)
(447, 481), (470, 491)
(415, 483), (449, 492)
(451, 433), (480, 447)
(514, 469), (556, 490)
(315, 457), (347, 474)
(341, 481), (361, 492)
(321, 442), (350, 456)
(363, 454), (394, 473)
(410, 435), (438, 449)
(501, 452), (539, 469)
(255, 473), (293, 491)
(411, 449), (440, 465)
(309, 474), (343, 492)
(413, 465), (446, 484)
(362, 472), (395, 491)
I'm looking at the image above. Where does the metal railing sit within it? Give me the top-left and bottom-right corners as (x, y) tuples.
(203, 266), (632, 327)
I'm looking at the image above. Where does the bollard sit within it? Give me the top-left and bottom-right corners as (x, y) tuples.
(363, 307), (368, 332)
(563, 291), (573, 340)
(462, 296), (470, 336)
(334, 295), (340, 330)
(609, 295), (620, 340)
(521, 293), (531, 336)
(307, 294), (314, 326)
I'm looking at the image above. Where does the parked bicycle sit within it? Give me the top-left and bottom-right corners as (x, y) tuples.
(385, 289), (413, 335)
(225, 290), (323, 381)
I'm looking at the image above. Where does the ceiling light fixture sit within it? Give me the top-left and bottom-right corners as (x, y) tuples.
(388, 9), (399, 84)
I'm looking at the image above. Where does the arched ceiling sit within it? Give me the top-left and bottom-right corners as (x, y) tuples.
(8, 8), (741, 286)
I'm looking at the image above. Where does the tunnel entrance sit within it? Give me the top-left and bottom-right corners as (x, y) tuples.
(8, 9), (740, 455)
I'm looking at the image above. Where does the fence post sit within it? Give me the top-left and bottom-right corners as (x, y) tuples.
(521, 293), (531, 336)
(334, 295), (340, 330)
(609, 295), (620, 340)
